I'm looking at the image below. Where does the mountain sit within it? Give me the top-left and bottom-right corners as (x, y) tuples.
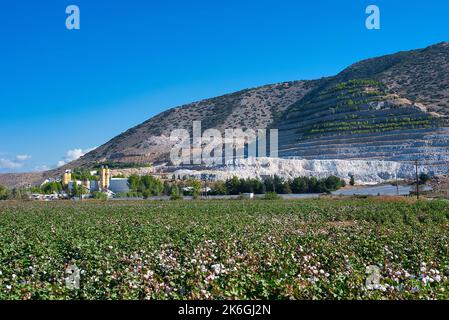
(66, 79), (324, 167)
(1, 42), (449, 187)
(277, 42), (449, 166)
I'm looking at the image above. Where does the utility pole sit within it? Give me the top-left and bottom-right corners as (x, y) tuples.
(395, 169), (399, 196)
(415, 159), (419, 200)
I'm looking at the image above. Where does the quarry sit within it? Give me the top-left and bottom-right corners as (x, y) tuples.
(170, 157), (440, 185)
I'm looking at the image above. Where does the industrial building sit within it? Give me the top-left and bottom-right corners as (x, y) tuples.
(66, 166), (130, 197)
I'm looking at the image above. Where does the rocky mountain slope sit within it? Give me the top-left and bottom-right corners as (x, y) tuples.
(68, 42), (449, 169)
(276, 42), (449, 168)
(67, 79), (323, 167)
(2, 42), (449, 187)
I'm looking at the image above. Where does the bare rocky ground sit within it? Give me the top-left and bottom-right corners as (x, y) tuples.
(0, 172), (45, 189)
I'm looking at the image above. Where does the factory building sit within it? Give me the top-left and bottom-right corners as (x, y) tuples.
(99, 166), (111, 190)
(62, 170), (72, 187)
(66, 166), (129, 197)
(109, 178), (130, 193)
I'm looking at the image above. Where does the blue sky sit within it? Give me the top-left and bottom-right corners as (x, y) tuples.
(1, 0), (448, 173)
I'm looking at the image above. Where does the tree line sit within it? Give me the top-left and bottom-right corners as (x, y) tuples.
(0, 175), (347, 201)
(118, 174), (347, 199)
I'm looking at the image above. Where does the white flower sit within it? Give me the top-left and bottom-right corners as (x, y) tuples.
(6, 285), (12, 290)
(422, 276), (433, 285)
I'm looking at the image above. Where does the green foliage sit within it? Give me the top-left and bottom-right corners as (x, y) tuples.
(225, 177), (265, 195)
(350, 175), (356, 186)
(70, 183), (88, 198)
(71, 169), (99, 182)
(41, 182), (63, 195)
(169, 185), (183, 200)
(419, 173), (431, 184)
(263, 191), (281, 200)
(210, 181), (227, 195)
(224, 175), (345, 195)
(128, 175), (140, 192)
(1, 199), (448, 299)
(189, 179), (202, 199)
(140, 176), (163, 196)
(0, 185), (10, 200)
(92, 191), (108, 200)
(9, 188), (29, 201)
(128, 175), (163, 197)
(93, 162), (152, 170)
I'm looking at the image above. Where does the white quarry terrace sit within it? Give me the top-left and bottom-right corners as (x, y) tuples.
(172, 157), (443, 185)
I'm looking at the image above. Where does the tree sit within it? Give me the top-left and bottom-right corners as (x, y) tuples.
(189, 179), (202, 199)
(0, 185), (10, 200)
(10, 188), (28, 200)
(170, 185), (183, 200)
(70, 183), (87, 198)
(128, 175), (141, 192)
(142, 189), (152, 199)
(226, 177), (241, 195)
(92, 191), (108, 200)
(211, 181), (227, 195)
(41, 181), (63, 194)
(325, 176), (345, 191)
(308, 177), (319, 192)
(291, 177), (308, 193)
(140, 175), (164, 196)
(279, 181), (292, 194)
(163, 181), (171, 196)
(349, 175), (355, 186)
(419, 173), (431, 185)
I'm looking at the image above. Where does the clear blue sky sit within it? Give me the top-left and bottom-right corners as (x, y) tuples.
(1, 0), (448, 172)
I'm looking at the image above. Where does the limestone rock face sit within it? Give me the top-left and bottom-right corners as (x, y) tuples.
(173, 157), (437, 185)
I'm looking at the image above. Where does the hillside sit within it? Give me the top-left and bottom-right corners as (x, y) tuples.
(1, 42), (449, 187)
(276, 42), (449, 167)
(70, 42), (449, 168)
(67, 79), (322, 167)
